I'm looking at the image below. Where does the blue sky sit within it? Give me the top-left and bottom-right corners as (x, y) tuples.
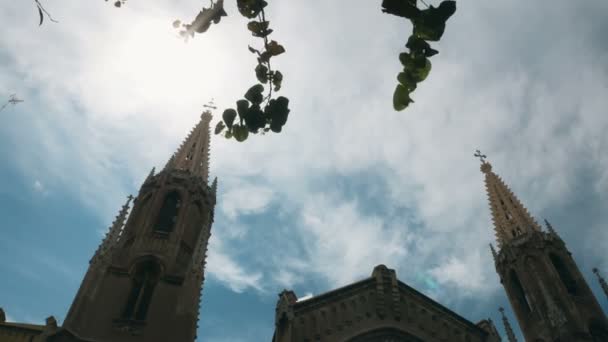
(1, 0), (608, 341)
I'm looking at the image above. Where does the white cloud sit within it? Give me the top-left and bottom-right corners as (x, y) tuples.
(206, 234), (263, 293)
(221, 184), (274, 220)
(429, 252), (496, 297)
(293, 194), (410, 288)
(33, 180), (44, 192)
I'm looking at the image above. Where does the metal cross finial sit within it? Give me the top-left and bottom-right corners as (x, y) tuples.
(474, 149), (487, 163)
(203, 98), (217, 110)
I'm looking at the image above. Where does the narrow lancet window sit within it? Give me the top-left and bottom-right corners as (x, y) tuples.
(510, 269), (532, 313)
(122, 260), (161, 321)
(550, 253), (578, 295)
(154, 191), (181, 233)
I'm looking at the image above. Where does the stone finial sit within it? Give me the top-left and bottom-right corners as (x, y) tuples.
(145, 167), (155, 182)
(45, 316), (57, 329)
(499, 307), (518, 342)
(211, 177), (218, 201)
(278, 289), (298, 305)
(275, 290), (297, 326)
(593, 268), (608, 301)
(481, 159), (542, 249)
(544, 218), (558, 235)
(0, 308), (5, 322)
(476, 318), (501, 341)
(91, 195), (133, 264)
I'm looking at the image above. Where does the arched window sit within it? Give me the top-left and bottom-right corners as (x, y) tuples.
(122, 260), (161, 321)
(154, 191), (181, 233)
(549, 253), (578, 295)
(509, 269), (532, 313)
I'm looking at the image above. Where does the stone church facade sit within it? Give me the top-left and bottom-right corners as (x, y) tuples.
(1, 113), (607, 341)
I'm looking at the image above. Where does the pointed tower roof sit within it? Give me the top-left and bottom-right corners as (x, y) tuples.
(164, 111), (212, 182)
(499, 307), (518, 342)
(476, 151), (541, 249)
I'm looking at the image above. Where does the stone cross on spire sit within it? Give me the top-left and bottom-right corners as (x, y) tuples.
(474, 149), (487, 163)
(477, 152), (542, 249)
(593, 268), (608, 302)
(164, 111), (213, 183)
(499, 307), (518, 342)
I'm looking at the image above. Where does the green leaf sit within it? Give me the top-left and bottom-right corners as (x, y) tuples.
(266, 40), (286, 57)
(222, 109), (237, 129)
(272, 70), (283, 91)
(397, 72), (417, 91)
(381, 0), (420, 19)
(410, 57), (431, 82)
(247, 20), (273, 38)
(237, 0), (267, 18)
(214, 121), (225, 134)
(236, 99), (250, 121)
(172, 20), (181, 28)
(406, 36), (438, 57)
(245, 105), (265, 133)
(224, 129), (233, 139)
(399, 52), (415, 68)
(244, 84), (264, 104)
(255, 64), (269, 83)
(413, 1), (456, 41)
(265, 96), (290, 130)
(393, 84), (414, 111)
(233, 124), (249, 142)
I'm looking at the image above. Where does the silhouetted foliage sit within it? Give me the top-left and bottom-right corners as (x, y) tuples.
(94, 0), (455, 141)
(34, 0), (58, 25)
(382, 0), (456, 111)
(210, 0), (290, 141)
(173, 0), (228, 40)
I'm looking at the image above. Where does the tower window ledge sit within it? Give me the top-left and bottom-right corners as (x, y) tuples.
(153, 231), (170, 239)
(112, 318), (146, 335)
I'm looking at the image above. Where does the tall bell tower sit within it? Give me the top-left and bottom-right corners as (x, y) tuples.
(477, 152), (608, 341)
(63, 112), (217, 342)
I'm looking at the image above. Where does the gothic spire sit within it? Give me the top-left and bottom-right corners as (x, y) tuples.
(593, 268), (608, 301)
(92, 195), (133, 264)
(476, 151), (541, 249)
(499, 307), (518, 342)
(164, 111), (212, 183)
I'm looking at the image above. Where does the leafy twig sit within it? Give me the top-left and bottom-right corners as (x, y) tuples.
(214, 0), (290, 142)
(382, 0), (456, 111)
(174, 0), (227, 41)
(34, 0), (58, 26)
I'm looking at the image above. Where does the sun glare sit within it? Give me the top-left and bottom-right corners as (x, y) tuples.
(105, 16), (222, 102)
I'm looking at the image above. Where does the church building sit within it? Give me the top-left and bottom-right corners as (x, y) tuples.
(1, 112), (607, 341)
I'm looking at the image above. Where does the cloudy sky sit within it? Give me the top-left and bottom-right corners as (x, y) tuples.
(1, 0), (607, 340)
